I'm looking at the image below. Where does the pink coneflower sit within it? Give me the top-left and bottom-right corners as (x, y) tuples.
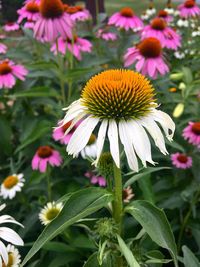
(183, 122), (200, 148)
(53, 120), (80, 145)
(51, 35), (92, 60)
(34, 0), (73, 42)
(96, 29), (118, 41)
(157, 10), (173, 23)
(142, 18), (181, 50)
(171, 152), (192, 169)
(0, 43), (7, 54)
(24, 20), (35, 29)
(0, 60), (28, 89)
(124, 37), (169, 79)
(32, 146), (62, 173)
(108, 7), (144, 32)
(17, 0), (40, 24)
(65, 5), (91, 22)
(85, 172), (106, 187)
(3, 22), (20, 32)
(178, 0), (200, 18)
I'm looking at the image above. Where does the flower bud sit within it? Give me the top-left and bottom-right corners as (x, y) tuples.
(94, 218), (118, 238)
(179, 82), (186, 90)
(170, 72), (184, 81)
(173, 103), (184, 118)
(97, 152), (113, 179)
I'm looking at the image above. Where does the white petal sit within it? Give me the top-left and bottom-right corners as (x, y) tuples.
(93, 120), (108, 166)
(119, 121), (138, 171)
(152, 109), (175, 141)
(126, 120), (146, 166)
(63, 105), (86, 124)
(141, 117), (168, 155)
(0, 241), (8, 265)
(108, 120), (120, 168)
(129, 120), (155, 165)
(0, 215), (23, 227)
(62, 112), (86, 136)
(0, 227), (24, 246)
(67, 116), (99, 156)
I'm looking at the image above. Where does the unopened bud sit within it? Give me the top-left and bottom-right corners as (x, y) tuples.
(170, 72), (184, 81)
(173, 103), (184, 118)
(97, 152), (113, 179)
(179, 82), (186, 90)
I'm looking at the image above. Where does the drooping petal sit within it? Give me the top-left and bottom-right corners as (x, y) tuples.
(0, 227), (24, 246)
(67, 116), (99, 156)
(107, 120), (120, 168)
(94, 119), (108, 166)
(0, 240), (8, 265)
(119, 121), (138, 171)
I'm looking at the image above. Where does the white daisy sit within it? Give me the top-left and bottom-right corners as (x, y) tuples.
(0, 244), (21, 267)
(0, 204), (23, 267)
(81, 134), (97, 159)
(39, 202), (63, 226)
(0, 174), (25, 200)
(60, 69), (175, 172)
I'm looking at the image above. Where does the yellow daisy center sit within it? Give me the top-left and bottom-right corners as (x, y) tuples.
(3, 176), (18, 189)
(46, 207), (60, 221)
(2, 253), (14, 267)
(81, 69), (156, 120)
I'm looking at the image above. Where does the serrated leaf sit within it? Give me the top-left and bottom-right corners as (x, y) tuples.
(21, 188), (113, 266)
(126, 200), (178, 267)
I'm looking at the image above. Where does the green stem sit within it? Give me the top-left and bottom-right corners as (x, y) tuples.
(113, 162), (123, 234)
(46, 167), (52, 201)
(56, 40), (66, 105)
(177, 187), (200, 252)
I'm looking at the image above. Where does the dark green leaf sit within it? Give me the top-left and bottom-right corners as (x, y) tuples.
(182, 245), (200, 267)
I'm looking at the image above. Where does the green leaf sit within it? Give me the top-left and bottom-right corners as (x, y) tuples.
(117, 235), (140, 267)
(83, 252), (99, 267)
(124, 167), (171, 187)
(182, 67), (193, 84)
(10, 87), (59, 98)
(15, 120), (51, 153)
(0, 116), (12, 156)
(182, 246), (200, 267)
(138, 175), (155, 204)
(21, 188), (113, 266)
(126, 200), (178, 267)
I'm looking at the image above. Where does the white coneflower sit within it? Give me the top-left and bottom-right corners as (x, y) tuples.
(39, 202), (63, 226)
(60, 69), (175, 172)
(0, 204), (23, 266)
(0, 174), (25, 200)
(1, 244), (21, 267)
(80, 134), (97, 159)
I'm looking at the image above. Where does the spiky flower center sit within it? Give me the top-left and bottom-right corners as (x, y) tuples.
(158, 10), (168, 17)
(177, 154), (188, 163)
(151, 18), (166, 30)
(66, 6), (79, 14)
(62, 121), (76, 133)
(3, 175), (18, 189)
(66, 35), (78, 43)
(40, 0), (64, 18)
(0, 61), (12, 75)
(184, 0), (195, 8)
(192, 122), (200, 135)
(76, 6), (83, 11)
(46, 207), (60, 220)
(37, 146), (53, 158)
(120, 7), (134, 17)
(2, 253), (14, 267)
(82, 69), (156, 120)
(6, 22), (15, 26)
(138, 37), (162, 58)
(26, 1), (39, 13)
